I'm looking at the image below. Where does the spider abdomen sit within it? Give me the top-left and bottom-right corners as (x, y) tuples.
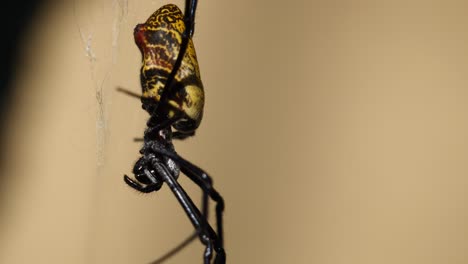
(134, 4), (204, 133)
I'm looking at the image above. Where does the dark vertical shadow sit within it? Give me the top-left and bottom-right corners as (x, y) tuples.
(0, 0), (47, 208)
(0, 1), (46, 120)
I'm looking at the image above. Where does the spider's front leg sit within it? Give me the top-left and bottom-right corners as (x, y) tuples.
(123, 156), (164, 193)
(154, 147), (226, 262)
(151, 160), (221, 264)
(123, 175), (162, 193)
(150, 167), (210, 264)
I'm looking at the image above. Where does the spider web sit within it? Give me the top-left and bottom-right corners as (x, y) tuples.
(73, 0), (128, 169)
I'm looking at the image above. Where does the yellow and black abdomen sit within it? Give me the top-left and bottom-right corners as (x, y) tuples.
(134, 4), (204, 133)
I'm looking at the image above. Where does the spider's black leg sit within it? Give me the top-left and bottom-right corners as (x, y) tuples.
(184, 0), (198, 37)
(179, 162), (225, 264)
(153, 148), (225, 262)
(116, 87), (142, 99)
(150, 232), (198, 264)
(124, 175), (163, 193)
(155, 0), (198, 114)
(180, 165), (224, 248)
(150, 189), (209, 264)
(152, 160), (218, 264)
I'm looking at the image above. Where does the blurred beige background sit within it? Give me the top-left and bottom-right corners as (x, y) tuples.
(0, 0), (468, 263)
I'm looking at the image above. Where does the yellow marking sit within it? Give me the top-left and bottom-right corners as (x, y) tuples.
(182, 85), (204, 120)
(137, 4), (205, 130)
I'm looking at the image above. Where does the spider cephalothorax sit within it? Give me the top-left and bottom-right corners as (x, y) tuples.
(130, 129), (180, 192)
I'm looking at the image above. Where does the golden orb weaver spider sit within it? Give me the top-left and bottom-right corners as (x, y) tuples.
(118, 1), (225, 263)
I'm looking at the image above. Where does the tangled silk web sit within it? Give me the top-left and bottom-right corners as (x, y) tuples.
(73, 0), (129, 167)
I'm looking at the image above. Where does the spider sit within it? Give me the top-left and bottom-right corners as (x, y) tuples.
(118, 1), (225, 263)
